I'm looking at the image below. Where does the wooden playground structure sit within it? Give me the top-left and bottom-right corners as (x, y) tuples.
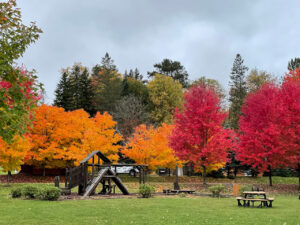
(55, 150), (147, 197)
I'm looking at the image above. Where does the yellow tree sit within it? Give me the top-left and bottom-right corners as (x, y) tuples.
(0, 135), (31, 181)
(25, 105), (122, 169)
(148, 74), (183, 125)
(122, 123), (180, 170)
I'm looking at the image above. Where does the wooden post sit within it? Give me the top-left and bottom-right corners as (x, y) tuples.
(139, 167), (142, 184)
(54, 176), (60, 187)
(98, 155), (100, 172)
(92, 156), (95, 178)
(65, 168), (68, 188)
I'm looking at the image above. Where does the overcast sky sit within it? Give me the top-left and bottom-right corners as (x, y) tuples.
(17, 0), (300, 104)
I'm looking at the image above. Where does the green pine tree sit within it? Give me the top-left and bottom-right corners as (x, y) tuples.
(288, 58), (300, 70)
(148, 59), (189, 88)
(91, 53), (123, 114)
(228, 54), (248, 130)
(53, 71), (73, 111)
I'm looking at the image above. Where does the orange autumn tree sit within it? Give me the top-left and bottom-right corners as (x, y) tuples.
(0, 135), (31, 178)
(122, 123), (180, 170)
(25, 105), (122, 168)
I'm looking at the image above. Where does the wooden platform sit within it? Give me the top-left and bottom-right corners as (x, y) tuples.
(163, 189), (195, 195)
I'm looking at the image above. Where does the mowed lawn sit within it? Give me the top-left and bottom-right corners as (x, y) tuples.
(0, 184), (299, 225)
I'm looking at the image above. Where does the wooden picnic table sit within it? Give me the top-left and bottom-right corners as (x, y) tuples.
(236, 191), (274, 208)
(243, 191), (266, 199)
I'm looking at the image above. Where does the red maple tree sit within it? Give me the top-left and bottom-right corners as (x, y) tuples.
(237, 81), (300, 186)
(280, 80), (300, 188)
(170, 84), (234, 184)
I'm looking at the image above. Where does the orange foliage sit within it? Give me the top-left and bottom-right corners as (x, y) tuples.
(122, 123), (180, 170)
(25, 105), (122, 168)
(284, 68), (300, 82)
(0, 135), (31, 173)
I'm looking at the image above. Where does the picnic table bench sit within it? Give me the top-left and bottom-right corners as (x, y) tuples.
(163, 189), (195, 195)
(236, 191), (274, 208)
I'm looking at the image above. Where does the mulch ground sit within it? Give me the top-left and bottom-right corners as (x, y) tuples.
(0, 173), (64, 183)
(1, 174), (298, 195)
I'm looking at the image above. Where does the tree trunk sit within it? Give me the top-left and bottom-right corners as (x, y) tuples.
(43, 166), (46, 177)
(203, 165), (207, 185)
(7, 171), (12, 183)
(174, 165), (180, 190)
(268, 166), (272, 187)
(234, 167), (238, 177)
(227, 167), (230, 177)
(298, 162), (300, 191)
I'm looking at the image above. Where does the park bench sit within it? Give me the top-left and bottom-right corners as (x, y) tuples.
(236, 197), (274, 208)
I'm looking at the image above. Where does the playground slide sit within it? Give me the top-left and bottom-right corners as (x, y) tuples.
(83, 168), (109, 197)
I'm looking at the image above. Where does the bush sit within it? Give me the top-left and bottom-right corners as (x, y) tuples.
(22, 185), (39, 199)
(178, 192), (186, 198)
(38, 186), (61, 201)
(238, 185), (251, 197)
(11, 187), (22, 198)
(208, 184), (225, 197)
(138, 184), (155, 198)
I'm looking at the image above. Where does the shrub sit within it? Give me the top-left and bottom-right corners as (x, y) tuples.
(22, 185), (39, 199)
(11, 187), (22, 198)
(38, 187), (61, 201)
(208, 184), (225, 197)
(238, 185), (252, 197)
(138, 184), (155, 198)
(178, 192), (186, 198)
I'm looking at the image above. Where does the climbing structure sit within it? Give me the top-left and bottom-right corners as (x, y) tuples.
(58, 150), (147, 196)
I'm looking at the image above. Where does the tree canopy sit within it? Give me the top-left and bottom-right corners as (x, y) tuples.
(148, 59), (189, 88)
(147, 74), (183, 125)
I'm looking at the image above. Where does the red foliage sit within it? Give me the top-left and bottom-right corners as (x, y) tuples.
(280, 80), (300, 168)
(237, 80), (300, 173)
(170, 85), (234, 181)
(237, 84), (286, 172)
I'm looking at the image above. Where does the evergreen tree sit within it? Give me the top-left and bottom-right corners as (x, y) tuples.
(54, 64), (94, 114)
(228, 54), (248, 130)
(101, 52), (117, 71)
(288, 57), (300, 71)
(148, 59), (189, 88)
(69, 64), (81, 110)
(124, 68), (145, 82)
(53, 71), (73, 111)
(91, 53), (123, 114)
(78, 68), (94, 115)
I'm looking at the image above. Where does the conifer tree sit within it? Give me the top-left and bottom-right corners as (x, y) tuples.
(53, 71), (73, 111)
(91, 53), (123, 114)
(288, 57), (300, 71)
(228, 54), (248, 130)
(148, 59), (189, 88)
(54, 64), (94, 114)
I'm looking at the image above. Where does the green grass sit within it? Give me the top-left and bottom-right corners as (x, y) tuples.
(0, 184), (299, 225)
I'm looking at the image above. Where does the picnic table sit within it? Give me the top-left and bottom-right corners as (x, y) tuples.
(236, 191), (274, 208)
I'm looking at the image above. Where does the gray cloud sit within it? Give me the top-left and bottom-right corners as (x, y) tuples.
(17, 0), (300, 103)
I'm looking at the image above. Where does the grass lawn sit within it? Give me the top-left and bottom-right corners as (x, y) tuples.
(0, 184), (299, 225)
